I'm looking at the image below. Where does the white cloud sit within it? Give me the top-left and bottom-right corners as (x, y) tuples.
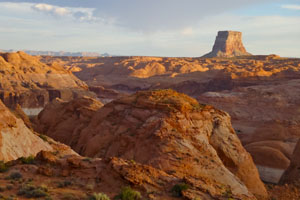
(0, 0), (273, 32)
(281, 4), (300, 10)
(31, 3), (98, 22)
(32, 4), (70, 16)
(181, 28), (194, 36)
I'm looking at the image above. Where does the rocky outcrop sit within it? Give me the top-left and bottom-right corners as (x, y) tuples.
(280, 139), (300, 184)
(37, 89), (267, 199)
(0, 100), (52, 162)
(198, 80), (300, 183)
(36, 97), (103, 147)
(203, 31), (251, 58)
(0, 51), (94, 110)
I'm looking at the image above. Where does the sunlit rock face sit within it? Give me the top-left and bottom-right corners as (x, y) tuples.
(0, 100), (52, 162)
(203, 31), (251, 58)
(36, 90), (268, 199)
(0, 51), (94, 110)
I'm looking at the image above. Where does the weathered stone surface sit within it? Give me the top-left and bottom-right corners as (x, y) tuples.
(36, 89), (267, 199)
(36, 96), (103, 147)
(0, 51), (94, 110)
(280, 139), (300, 184)
(203, 31), (251, 58)
(0, 100), (52, 162)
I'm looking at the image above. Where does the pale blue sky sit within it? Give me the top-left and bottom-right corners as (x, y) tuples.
(0, 0), (299, 57)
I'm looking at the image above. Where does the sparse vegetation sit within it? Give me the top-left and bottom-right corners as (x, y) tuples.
(58, 180), (73, 188)
(21, 155), (35, 164)
(39, 134), (48, 142)
(114, 186), (141, 200)
(82, 157), (92, 162)
(88, 192), (110, 200)
(222, 188), (233, 198)
(171, 183), (190, 197)
(62, 193), (77, 200)
(17, 184), (49, 198)
(6, 185), (13, 190)
(7, 172), (22, 180)
(0, 161), (8, 173)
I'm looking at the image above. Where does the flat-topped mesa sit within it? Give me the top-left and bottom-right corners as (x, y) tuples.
(203, 31), (251, 58)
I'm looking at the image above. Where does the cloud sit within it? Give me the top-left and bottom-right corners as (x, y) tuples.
(0, 0), (273, 31)
(281, 4), (300, 10)
(32, 3), (70, 16)
(31, 3), (98, 22)
(181, 27), (194, 36)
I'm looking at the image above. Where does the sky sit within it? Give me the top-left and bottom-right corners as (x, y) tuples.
(0, 0), (299, 57)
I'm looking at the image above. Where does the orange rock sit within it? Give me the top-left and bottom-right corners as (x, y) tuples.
(0, 100), (52, 162)
(203, 31), (251, 58)
(37, 89), (267, 199)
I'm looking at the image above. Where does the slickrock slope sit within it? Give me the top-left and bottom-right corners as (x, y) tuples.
(0, 100), (52, 162)
(0, 51), (93, 113)
(280, 139), (300, 184)
(37, 90), (267, 199)
(203, 31), (251, 58)
(36, 97), (104, 147)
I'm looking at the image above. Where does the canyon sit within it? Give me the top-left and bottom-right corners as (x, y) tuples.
(0, 31), (300, 199)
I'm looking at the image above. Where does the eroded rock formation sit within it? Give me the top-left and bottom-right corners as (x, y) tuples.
(0, 100), (52, 161)
(203, 31), (251, 58)
(36, 89), (268, 199)
(0, 51), (94, 111)
(280, 139), (300, 184)
(36, 97), (104, 146)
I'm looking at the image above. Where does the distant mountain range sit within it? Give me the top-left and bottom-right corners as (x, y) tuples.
(0, 49), (110, 57)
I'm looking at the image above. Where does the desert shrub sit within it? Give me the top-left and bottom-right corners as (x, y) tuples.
(114, 186), (141, 200)
(222, 188), (233, 198)
(82, 157), (92, 162)
(0, 161), (8, 173)
(8, 172), (22, 180)
(6, 185), (13, 190)
(88, 192), (110, 200)
(21, 155), (35, 164)
(58, 180), (73, 188)
(62, 193), (78, 200)
(17, 184), (49, 198)
(171, 183), (189, 197)
(39, 134), (48, 142)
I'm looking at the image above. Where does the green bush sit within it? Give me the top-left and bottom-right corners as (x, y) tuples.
(88, 192), (110, 200)
(6, 185), (13, 190)
(39, 134), (48, 142)
(17, 184), (49, 198)
(21, 155), (35, 164)
(171, 183), (189, 197)
(8, 172), (22, 180)
(114, 186), (141, 200)
(0, 161), (8, 173)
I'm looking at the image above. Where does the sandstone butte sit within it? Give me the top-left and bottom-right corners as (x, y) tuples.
(0, 51), (93, 111)
(36, 89), (268, 199)
(203, 31), (251, 58)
